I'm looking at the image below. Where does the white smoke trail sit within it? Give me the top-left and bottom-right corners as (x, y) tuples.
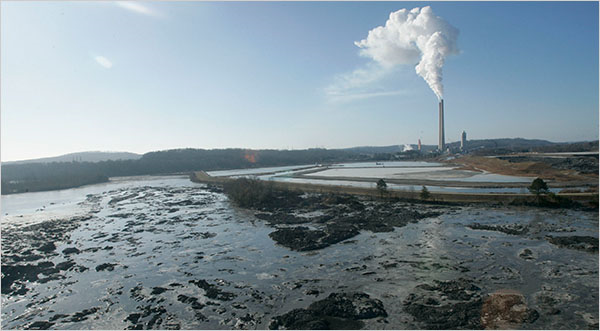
(403, 144), (414, 152)
(354, 6), (458, 100)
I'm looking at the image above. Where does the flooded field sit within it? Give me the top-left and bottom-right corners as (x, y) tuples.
(304, 162), (535, 184)
(304, 167), (457, 179)
(1, 176), (598, 329)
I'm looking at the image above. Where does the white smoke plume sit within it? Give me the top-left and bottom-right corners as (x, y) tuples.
(354, 6), (459, 100)
(403, 144), (414, 152)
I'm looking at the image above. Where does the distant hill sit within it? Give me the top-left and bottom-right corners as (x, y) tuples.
(4, 151), (142, 165)
(445, 138), (598, 154)
(447, 138), (555, 151)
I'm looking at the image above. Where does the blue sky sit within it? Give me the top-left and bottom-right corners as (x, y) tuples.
(1, 1), (598, 161)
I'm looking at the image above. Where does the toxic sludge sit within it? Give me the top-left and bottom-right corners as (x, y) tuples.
(1, 176), (598, 329)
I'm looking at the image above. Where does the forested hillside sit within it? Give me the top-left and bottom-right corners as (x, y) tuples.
(1, 148), (363, 194)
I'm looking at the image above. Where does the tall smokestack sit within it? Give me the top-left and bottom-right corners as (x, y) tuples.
(438, 99), (445, 151)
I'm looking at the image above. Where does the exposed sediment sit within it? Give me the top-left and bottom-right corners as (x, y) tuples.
(243, 189), (444, 251)
(269, 292), (387, 330)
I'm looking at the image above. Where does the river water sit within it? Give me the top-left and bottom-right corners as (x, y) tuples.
(1, 176), (598, 329)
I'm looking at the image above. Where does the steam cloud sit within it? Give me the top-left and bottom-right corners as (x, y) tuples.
(354, 6), (458, 100)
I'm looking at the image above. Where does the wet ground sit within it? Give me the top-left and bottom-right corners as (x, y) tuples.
(1, 176), (598, 329)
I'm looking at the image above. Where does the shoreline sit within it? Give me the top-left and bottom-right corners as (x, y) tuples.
(192, 171), (599, 206)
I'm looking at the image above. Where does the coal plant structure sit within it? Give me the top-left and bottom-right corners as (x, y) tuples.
(438, 99), (445, 151)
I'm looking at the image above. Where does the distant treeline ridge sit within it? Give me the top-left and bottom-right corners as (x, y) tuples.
(1, 148), (362, 194)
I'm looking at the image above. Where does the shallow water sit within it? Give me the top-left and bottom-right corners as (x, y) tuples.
(307, 167), (456, 178)
(1, 177), (597, 329)
(329, 161), (445, 168)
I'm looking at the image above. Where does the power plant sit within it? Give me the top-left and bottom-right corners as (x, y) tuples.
(438, 99), (445, 151)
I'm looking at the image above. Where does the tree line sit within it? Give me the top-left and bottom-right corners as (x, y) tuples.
(1, 148), (366, 194)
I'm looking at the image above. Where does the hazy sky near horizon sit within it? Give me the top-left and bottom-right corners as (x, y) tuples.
(2, 1), (598, 161)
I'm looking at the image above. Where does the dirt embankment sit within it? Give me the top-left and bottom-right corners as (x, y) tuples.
(449, 156), (597, 183)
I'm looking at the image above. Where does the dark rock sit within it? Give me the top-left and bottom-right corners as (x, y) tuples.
(26, 321), (54, 330)
(196, 232), (217, 239)
(232, 302), (247, 309)
(1, 262), (58, 295)
(108, 213), (134, 218)
(309, 292), (387, 319)
(95, 263), (117, 272)
(49, 314), (69, 322)
(69, 307), (100, 322)
(416, 278), (481, 301)
(322, 194), (365, 211)
(62, 247), (80, 255)
(546, 235), (598, 252)
(126, 313), (142, 324)
(269, 225), (359, 251)
(130, 284), (146, 301)
(37, 242), (56, 253)
(404, 296), (483, 329)
(269, 308), (335, 330)
(519, 248), (535, 260)
(55, 261), (76, 271)
(151, 287), (169, 295)
(108, 193), (137, 205)
(269, 292), (386, 330)
(189, 279), (235, 301)
(125, 305), (168, 329)
(404, 278), (484, 329)
(177, 294), (205, 310)
(468, 223), (529, 235)
(255, 212), (310, 225)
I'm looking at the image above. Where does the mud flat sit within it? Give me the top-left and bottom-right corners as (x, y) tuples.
(1, 176), (598, 329)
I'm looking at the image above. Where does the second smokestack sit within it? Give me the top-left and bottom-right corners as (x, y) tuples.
(438, 99), (445, 151)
